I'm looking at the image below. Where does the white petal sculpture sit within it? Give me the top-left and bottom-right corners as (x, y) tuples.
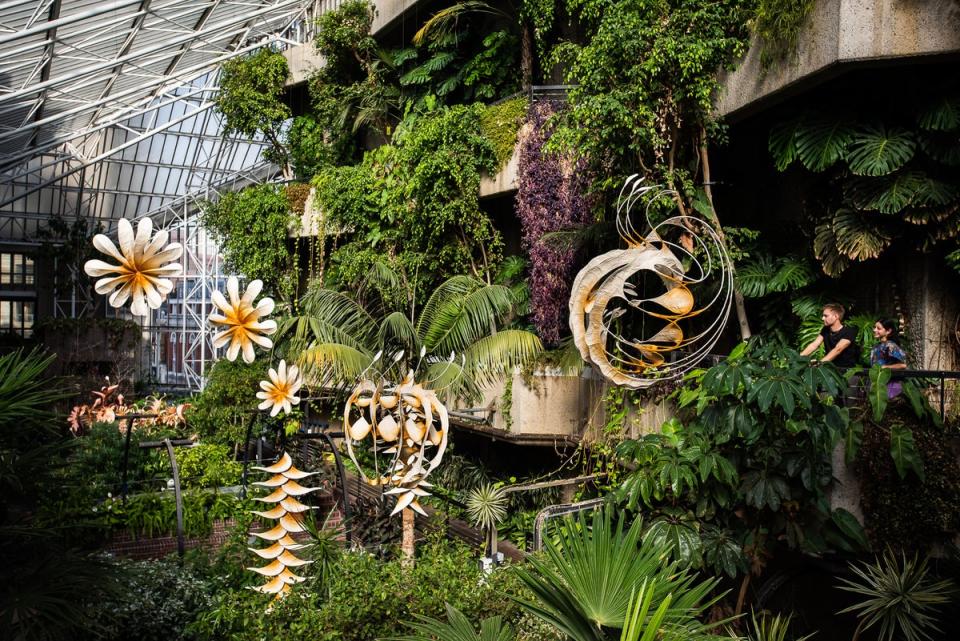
(568, 176), (734, 388)
(256, 360), (303, 417)
(248, 452), (317, 598)
(209, 276), (277, 363)
(84, 217), (183, 317)
(343, 370), (449, 518)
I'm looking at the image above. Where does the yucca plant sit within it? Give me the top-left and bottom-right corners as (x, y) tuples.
(466, 483), (508, 557)
(279, 273), (542, 401)
(746, 610), (815, 641)
(386, 603), (513, 641)
(514, 509), (728, 641)
(837, 549), (955, 641)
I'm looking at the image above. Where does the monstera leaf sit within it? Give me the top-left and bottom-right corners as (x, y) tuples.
(832, 209), (892, 262)
(813, 223), (851, 276)
(769, 115), (805, 171)
(794, 117), (855, 172)
(845, 125), (916, 176)
(848, 171), (957, 214)
(917, 95), (960, 131)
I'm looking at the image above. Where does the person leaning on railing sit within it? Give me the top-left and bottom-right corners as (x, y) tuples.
(870, 318), (908, 398)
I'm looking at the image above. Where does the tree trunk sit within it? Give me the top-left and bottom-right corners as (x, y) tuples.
(699, 128), (752, 340)
(520, 19), (534, 94)
(401, 507), (415, 566)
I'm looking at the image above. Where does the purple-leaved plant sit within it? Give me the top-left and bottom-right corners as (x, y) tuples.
(516, 102), (593, 345)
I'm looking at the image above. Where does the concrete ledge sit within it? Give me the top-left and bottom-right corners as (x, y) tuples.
(716, 0), (960, 119)
(479, 143), (520, 198)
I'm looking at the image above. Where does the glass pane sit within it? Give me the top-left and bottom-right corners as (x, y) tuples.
(12, 301), (21, 330)
(24, 257), (34, 285)
(12, 255), (21, 284)
(0, 301), (8, 329)
(0, 254), (10, 284)
(23, 302), (34, 337)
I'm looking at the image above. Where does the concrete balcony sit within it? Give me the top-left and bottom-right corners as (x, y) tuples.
(716, 0), (960, 119)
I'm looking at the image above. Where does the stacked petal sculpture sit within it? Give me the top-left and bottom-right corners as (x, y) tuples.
(248, 452), (316, 598)
(343, 371), (448, 516)
(209, 276), (277, 363)
(257, 360), (303, 417)
(84, 217), (182, 317)
(568, 175), (733, 388)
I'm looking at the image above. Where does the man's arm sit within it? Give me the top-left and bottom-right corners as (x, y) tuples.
(800, 334), (823, 356)
(821, 338), (851, 362)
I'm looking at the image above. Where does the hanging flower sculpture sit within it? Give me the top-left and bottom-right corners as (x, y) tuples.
(343, 369), (449, 517)
(568, 175), (734, 389)
(248, 452), (316, 598)
(84, 217), (182, 317)
(256, 360), (303, 417)
(209, 276), (276, 363)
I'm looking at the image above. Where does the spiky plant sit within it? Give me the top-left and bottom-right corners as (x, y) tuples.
(386, 603), (513, 641)
(837, 549), (955, 641)
(514, 509), (728, 641)
(466, 483), (508, 557)
(746, 610), (815, 641)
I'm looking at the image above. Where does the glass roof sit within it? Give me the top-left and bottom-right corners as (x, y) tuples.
(0, 0), (315, 241)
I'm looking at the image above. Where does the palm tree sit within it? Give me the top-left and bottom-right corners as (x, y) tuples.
(280, 273), (542, 403)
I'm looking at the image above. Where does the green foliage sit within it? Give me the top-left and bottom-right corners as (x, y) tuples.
(736, 254), (816, 298)
(514, 510), (727, 641)
(104, 490), (248, 538)
(751, 0), (816, 68)
(614, 341), (868, 579)
(480, 97), (528, 166)
(177, 444), (242, 489)
(769, 94), (960, 276)
(216, 49), (291, 169)
(199, 184), (297, 299)
(281, 273), (541, 402)
(387, 603), (514, 641)
(837, 549), (955, 641)
(466, 483), (509, 532)
(746, 610), (814, 641)
(93, 558), (213, 641)
(186, 359), (268, 447)
(549, 0), (752, 186)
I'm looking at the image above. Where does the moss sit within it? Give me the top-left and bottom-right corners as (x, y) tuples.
(480, 97), (528, 167)
(856, 402), (960, 551)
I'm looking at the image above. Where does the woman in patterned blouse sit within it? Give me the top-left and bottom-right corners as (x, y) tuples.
(871, 318), (907, 398)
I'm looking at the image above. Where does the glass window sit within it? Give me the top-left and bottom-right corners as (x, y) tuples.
(0, 299), (35, 336)
(0, 254), (10, 285)
(0, 301), (8, 327)
(0, 253), (35, 286)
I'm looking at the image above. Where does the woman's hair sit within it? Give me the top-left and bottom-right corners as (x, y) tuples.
(877, 318), (899, 341)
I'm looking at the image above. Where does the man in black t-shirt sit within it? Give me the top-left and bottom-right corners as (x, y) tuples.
(800, 303), (859, 368)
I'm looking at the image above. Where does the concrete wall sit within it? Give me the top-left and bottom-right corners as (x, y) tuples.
(716, 0), (960, 119)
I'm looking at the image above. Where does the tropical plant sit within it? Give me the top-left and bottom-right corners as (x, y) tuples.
(280, 273), (542, 401)
(514, 509), (726, 641)
(466, 483), (508, 556)
(745, 610), (814, 641)
(837, 549), (955, 641)
(387, 603), (514, 641)
(768, 93), (960, 276)
(619, 580), (733, 641)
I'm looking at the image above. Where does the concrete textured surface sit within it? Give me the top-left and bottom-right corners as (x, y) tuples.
(716, 0), (960, 118)
(479, 143), (520, 198)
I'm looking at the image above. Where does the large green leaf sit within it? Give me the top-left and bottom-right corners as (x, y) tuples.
(795, 117), (855, 172)
(845, 421), (864, 464)
(387, 603), (514, 641)
(831, 209), (891, 261)
(831, 507), (870, 551)
(642, 517), (702, 568)
(917, 95), (960, 131)
(868, 366), (891, 422)
(813, 222), (851, 276)
(889, 424), (925, 481)
(845, 125), (916, 176)
(848, 171), (958, 214)
(769, 116), (804, 171)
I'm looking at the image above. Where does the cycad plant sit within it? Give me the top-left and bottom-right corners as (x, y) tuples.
(514, 509), (730, 641)
(280, 273), (542, 401)
(837, 549), (954, 641)
(386, 603), (513, 641)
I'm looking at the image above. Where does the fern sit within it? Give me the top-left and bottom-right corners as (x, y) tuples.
(845, 125), (916, 177)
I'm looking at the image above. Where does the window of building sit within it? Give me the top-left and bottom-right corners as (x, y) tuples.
(0, 299), (35, 337)
(0, 252), (35, 285)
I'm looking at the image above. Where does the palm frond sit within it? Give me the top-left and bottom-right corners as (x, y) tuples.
(412, 1), (507, 46)
(423, 358), (480, 403)
(299, 343), (373, 385)
(427, 284), (517, 355)
(378, 311), (418, 353)
(298, 287), (378, 343)
(461, 329), (543, 388)
(0, 349), (60, 440)
(386, 603), (513, 641)
(415, 275), (484, 340)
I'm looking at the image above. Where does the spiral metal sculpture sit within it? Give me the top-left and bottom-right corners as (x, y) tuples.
(569, 175), (734, 388)
(343, 368), (449, 517)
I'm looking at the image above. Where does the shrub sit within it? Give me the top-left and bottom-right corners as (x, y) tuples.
(177, 444), (242, 489)
(185, 359), (268, 448)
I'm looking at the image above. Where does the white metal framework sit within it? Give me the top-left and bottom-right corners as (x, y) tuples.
(0, 0), (320, 388)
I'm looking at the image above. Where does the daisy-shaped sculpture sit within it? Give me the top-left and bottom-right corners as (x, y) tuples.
(209, 277), (276, 363)
(257, 360), (303, 417)
(84, 218), (182, 317)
